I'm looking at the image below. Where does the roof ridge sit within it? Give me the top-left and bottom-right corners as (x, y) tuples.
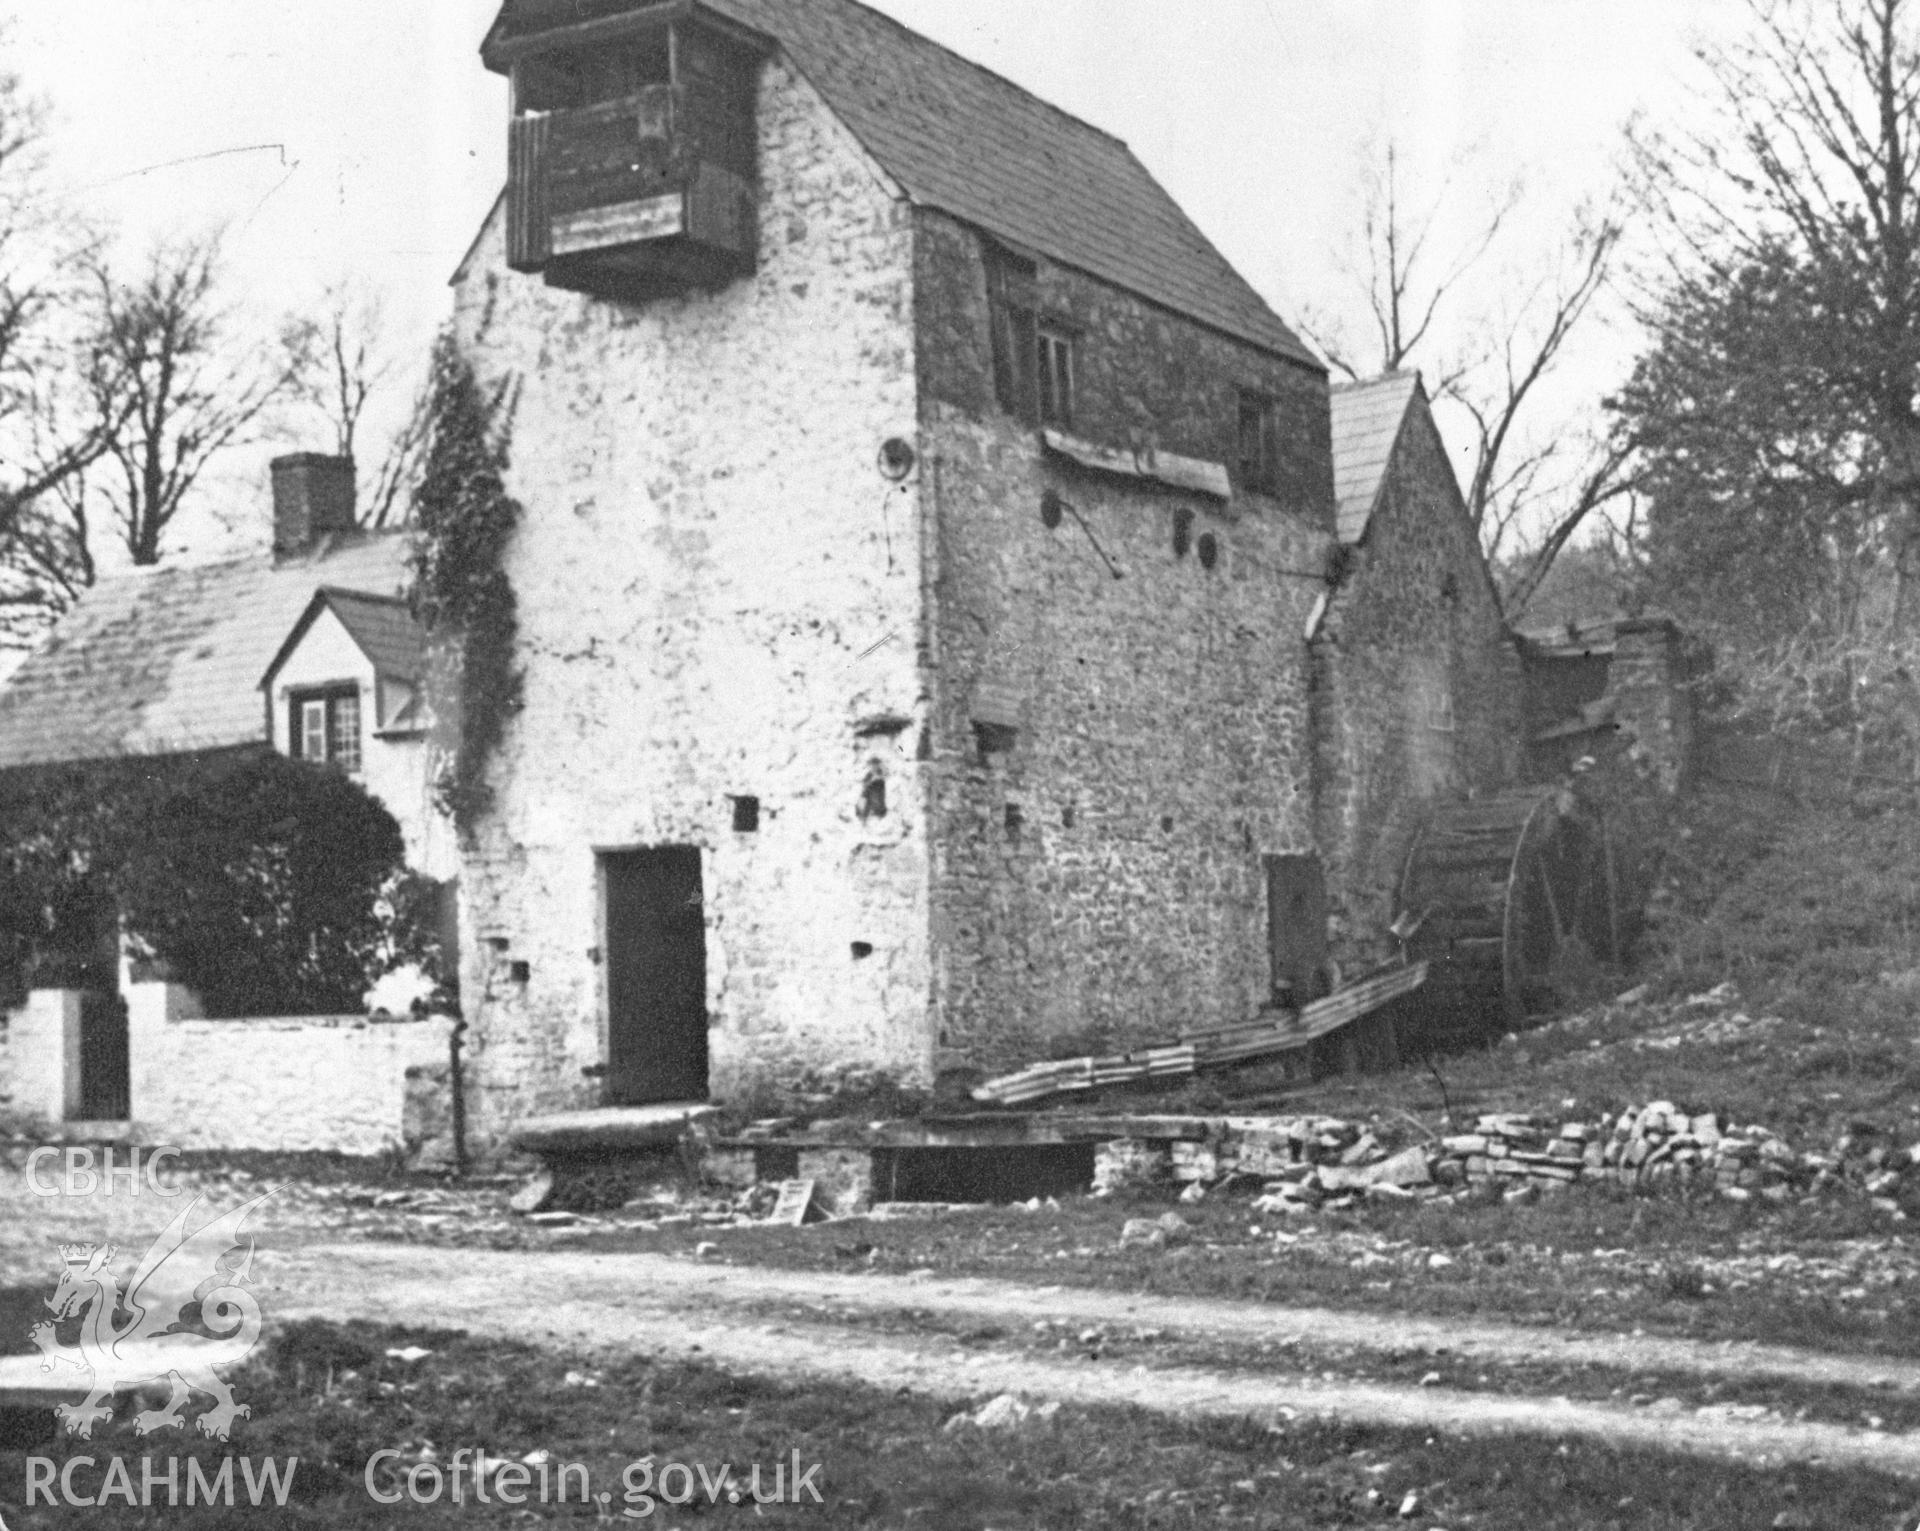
(317, 585), (414, 607)
(85, 548), (273, 587)
(817, 0), (1132, 152)
(90, 527), (412, 582)
(1330, 368), (1421, 394)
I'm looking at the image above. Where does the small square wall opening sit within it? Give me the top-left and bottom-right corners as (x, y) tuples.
(508, 960), (531, 983)
(731, 795), (761, 833)
(974, 721), (1018, 762)
(851, 941), (875, 960)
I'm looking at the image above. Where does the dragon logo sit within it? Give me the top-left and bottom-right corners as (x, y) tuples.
(29, 1192), (273, 1441)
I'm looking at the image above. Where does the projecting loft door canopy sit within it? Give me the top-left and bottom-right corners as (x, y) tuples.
(1043, 429), (1232, 501)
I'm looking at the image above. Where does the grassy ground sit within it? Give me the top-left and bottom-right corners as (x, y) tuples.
(1272, 779), (1920, 1145)
(2, 1315), (1917, 1530)
(751, 1285), (1920, 1433)
(581, 1186), (1920, 1359)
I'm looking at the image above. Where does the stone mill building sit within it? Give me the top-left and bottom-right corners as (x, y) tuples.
(444, 0), (1519, 1151)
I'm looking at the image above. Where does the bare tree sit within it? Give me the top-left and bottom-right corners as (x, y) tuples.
(361, 374), (431, 530)
(1301, 139), (1636, 617)
(284, 282), (431, 528)
(1302, 140), (1518, 389)
(0, 57), (119, 634)
(284, 282), (387, 462)
(83, 236), (298, 566)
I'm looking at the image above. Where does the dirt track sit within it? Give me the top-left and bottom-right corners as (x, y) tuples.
(257, 1242), (1920, 1476)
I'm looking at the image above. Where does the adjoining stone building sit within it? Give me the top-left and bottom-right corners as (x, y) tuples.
(1311, 372), (1523, 974)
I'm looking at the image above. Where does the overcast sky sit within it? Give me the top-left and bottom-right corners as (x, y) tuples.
(6, 0), (1737, 558)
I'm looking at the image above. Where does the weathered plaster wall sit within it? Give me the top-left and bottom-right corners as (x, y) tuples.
(123, 982), (445, 1155)
(452, 57), (928, 1143)
(914, 212), (1334, 1074)
(1313, 404), (1522, 970)
(267, 611), (456, 881)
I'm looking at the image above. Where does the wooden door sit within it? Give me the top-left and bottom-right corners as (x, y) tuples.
(1265, 854), (1329, 1008)
(602, 848), (709, 1105)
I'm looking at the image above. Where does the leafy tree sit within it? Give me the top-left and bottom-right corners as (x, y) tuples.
(1617, 0), (1920, 742)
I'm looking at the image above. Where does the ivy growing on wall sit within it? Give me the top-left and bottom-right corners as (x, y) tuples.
(0, 750), (416, 1016)
(408, 331), (523, 835)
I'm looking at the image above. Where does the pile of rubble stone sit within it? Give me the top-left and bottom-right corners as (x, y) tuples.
(1097, 1102), (1920, 1216)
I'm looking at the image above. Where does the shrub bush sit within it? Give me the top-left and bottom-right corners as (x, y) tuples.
(0, 748), (421, 1016)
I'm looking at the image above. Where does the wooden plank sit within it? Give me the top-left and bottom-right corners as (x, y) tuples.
(551, 192), (686, 255)
(1046, 1115), (1218, 1141)
(767, 1178), (821, 1226)
(507, 112), (553, 271)
(485, 1), (693, 67)
(686, 161), (756, 257)
(970, 963), (1428, 1105)
(1042, 428), (1233, 500)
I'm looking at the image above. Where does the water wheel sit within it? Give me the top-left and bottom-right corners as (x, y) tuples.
(1395, 786), (1620, 1048)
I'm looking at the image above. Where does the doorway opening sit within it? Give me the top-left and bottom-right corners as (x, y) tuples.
(600, 847), (709, 1105)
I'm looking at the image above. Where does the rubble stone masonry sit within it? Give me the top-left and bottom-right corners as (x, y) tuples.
(914, 212), (1335, 1075)
(1312, 403), (1521, 970)
(452, 59), (928, 1148)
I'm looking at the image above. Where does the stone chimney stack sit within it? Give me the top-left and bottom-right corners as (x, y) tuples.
(271, 453), (357, 558)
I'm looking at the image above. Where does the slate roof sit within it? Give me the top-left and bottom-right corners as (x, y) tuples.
(0, 535), (413, 769)
(1329, 370), (1423, 545)
(481, 0), (1317, 366)
(261, 587), (427, 691)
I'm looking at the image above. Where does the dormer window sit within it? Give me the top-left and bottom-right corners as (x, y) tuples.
(262, 587), (424, 772)
(292, 687), (362, 774)
(1037, 325), (1076, 430)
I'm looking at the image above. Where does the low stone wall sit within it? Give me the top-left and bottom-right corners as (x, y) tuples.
(123, 983), (449, 1157)
(0, 989), (81, 1125)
